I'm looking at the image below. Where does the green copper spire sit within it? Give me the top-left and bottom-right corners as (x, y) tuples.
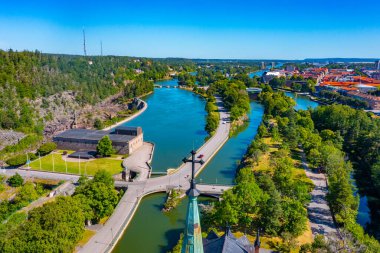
(181, 150), (204, 253)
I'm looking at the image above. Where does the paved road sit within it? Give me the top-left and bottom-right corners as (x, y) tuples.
(79, 96), (231, 253)
(301, 151), (337, 237)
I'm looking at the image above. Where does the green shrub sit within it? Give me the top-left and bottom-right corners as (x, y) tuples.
(6, 153), (36, 166)
(7, 173), (24, 187)
(93, 118), (104, 130)
(37, 142), (57, 156)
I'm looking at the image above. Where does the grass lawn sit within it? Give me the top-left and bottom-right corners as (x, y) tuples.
(76, 229), (96, 249)
(29, 153), (123, 176)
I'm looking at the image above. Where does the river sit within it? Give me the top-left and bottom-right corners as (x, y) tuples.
(112, 77), (327, 253)
(121, 79), (208, 173)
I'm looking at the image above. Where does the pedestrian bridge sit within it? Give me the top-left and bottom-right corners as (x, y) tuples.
(246, 87), (262, 93)
(196, 183), (233, 197)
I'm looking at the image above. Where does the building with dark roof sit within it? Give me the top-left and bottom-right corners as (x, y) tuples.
(53, 126), (143, 155)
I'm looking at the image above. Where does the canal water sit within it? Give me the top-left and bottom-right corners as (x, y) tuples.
(285, 92), (319, 110)
(122, 79), (208, 173)
(197, 102), (264, 185)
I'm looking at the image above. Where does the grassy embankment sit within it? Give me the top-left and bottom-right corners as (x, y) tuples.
(29, 151), (123, 175)
(243, 133), (314, 251)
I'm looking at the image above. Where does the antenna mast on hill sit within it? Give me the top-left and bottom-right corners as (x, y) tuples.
(83, 28), (87, 56)
(100, 41), (103, 56)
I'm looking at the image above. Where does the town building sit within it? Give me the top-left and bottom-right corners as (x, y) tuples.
(285, 65), (296, 72)
(53, 126), (143, 155)
(345, 91), (380, 110)
(262, 71), (285, 83)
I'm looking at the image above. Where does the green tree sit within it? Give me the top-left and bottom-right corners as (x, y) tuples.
(93, 169), (114, 187)
(37, 142), (57, 156)
(93, 118), (104, 130)
(96, 135), (114, 157)
(7, 173), (24, 187)
(74, 170), (118, 222)
(257, 124), (268, 138)
(0, 197), (86, 253)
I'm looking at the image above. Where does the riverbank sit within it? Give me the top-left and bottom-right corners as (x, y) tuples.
(102, 97), (149, 131)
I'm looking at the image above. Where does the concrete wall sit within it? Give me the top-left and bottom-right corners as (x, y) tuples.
(128, 134), (143, 154)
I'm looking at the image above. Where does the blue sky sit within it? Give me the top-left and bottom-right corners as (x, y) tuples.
(1, 0), (380, 59)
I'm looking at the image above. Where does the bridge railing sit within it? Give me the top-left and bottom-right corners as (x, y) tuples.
(196, 183), (235, 187)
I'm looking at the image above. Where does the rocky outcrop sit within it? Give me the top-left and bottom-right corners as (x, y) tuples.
(31, 91), (132, 138)
(0, 130), (26, 151)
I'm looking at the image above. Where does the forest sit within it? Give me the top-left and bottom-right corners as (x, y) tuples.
(200, 89), (380, 252)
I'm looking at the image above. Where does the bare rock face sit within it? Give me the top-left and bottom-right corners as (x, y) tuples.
(32, 91), (80, 137)
(32, 91), (130, 137)
(0, 130), (26, 151)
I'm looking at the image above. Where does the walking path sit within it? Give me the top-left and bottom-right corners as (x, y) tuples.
(122, 142), (154, 181)
(79, 96), (230, 253)
(20, 181), (75, 213)
(300, 151), (337, 237)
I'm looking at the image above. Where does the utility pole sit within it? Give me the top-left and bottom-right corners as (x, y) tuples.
(83, 28), (87, 57)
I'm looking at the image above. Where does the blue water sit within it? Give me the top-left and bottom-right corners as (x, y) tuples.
(248, 70), (266, 78)
(122, 81), (208, 172)
(357, 195), (371, 228)
(285, 92), (319, 110)
(198, 102), (264, 185)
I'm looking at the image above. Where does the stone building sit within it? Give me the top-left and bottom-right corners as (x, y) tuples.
(53, 126), (143, 155)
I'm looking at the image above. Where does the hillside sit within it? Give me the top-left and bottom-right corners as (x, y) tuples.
(0, 50), (169, 159)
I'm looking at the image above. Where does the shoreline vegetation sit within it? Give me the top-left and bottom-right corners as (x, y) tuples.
(102, 97), (149, 131)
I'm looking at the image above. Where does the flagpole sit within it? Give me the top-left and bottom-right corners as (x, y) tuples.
(52, 153), (55, 172)
(65, 156), (68, 174)
(39, 153), (42, 170)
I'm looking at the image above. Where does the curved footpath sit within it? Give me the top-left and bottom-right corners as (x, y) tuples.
(79, 96), (231, 253)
